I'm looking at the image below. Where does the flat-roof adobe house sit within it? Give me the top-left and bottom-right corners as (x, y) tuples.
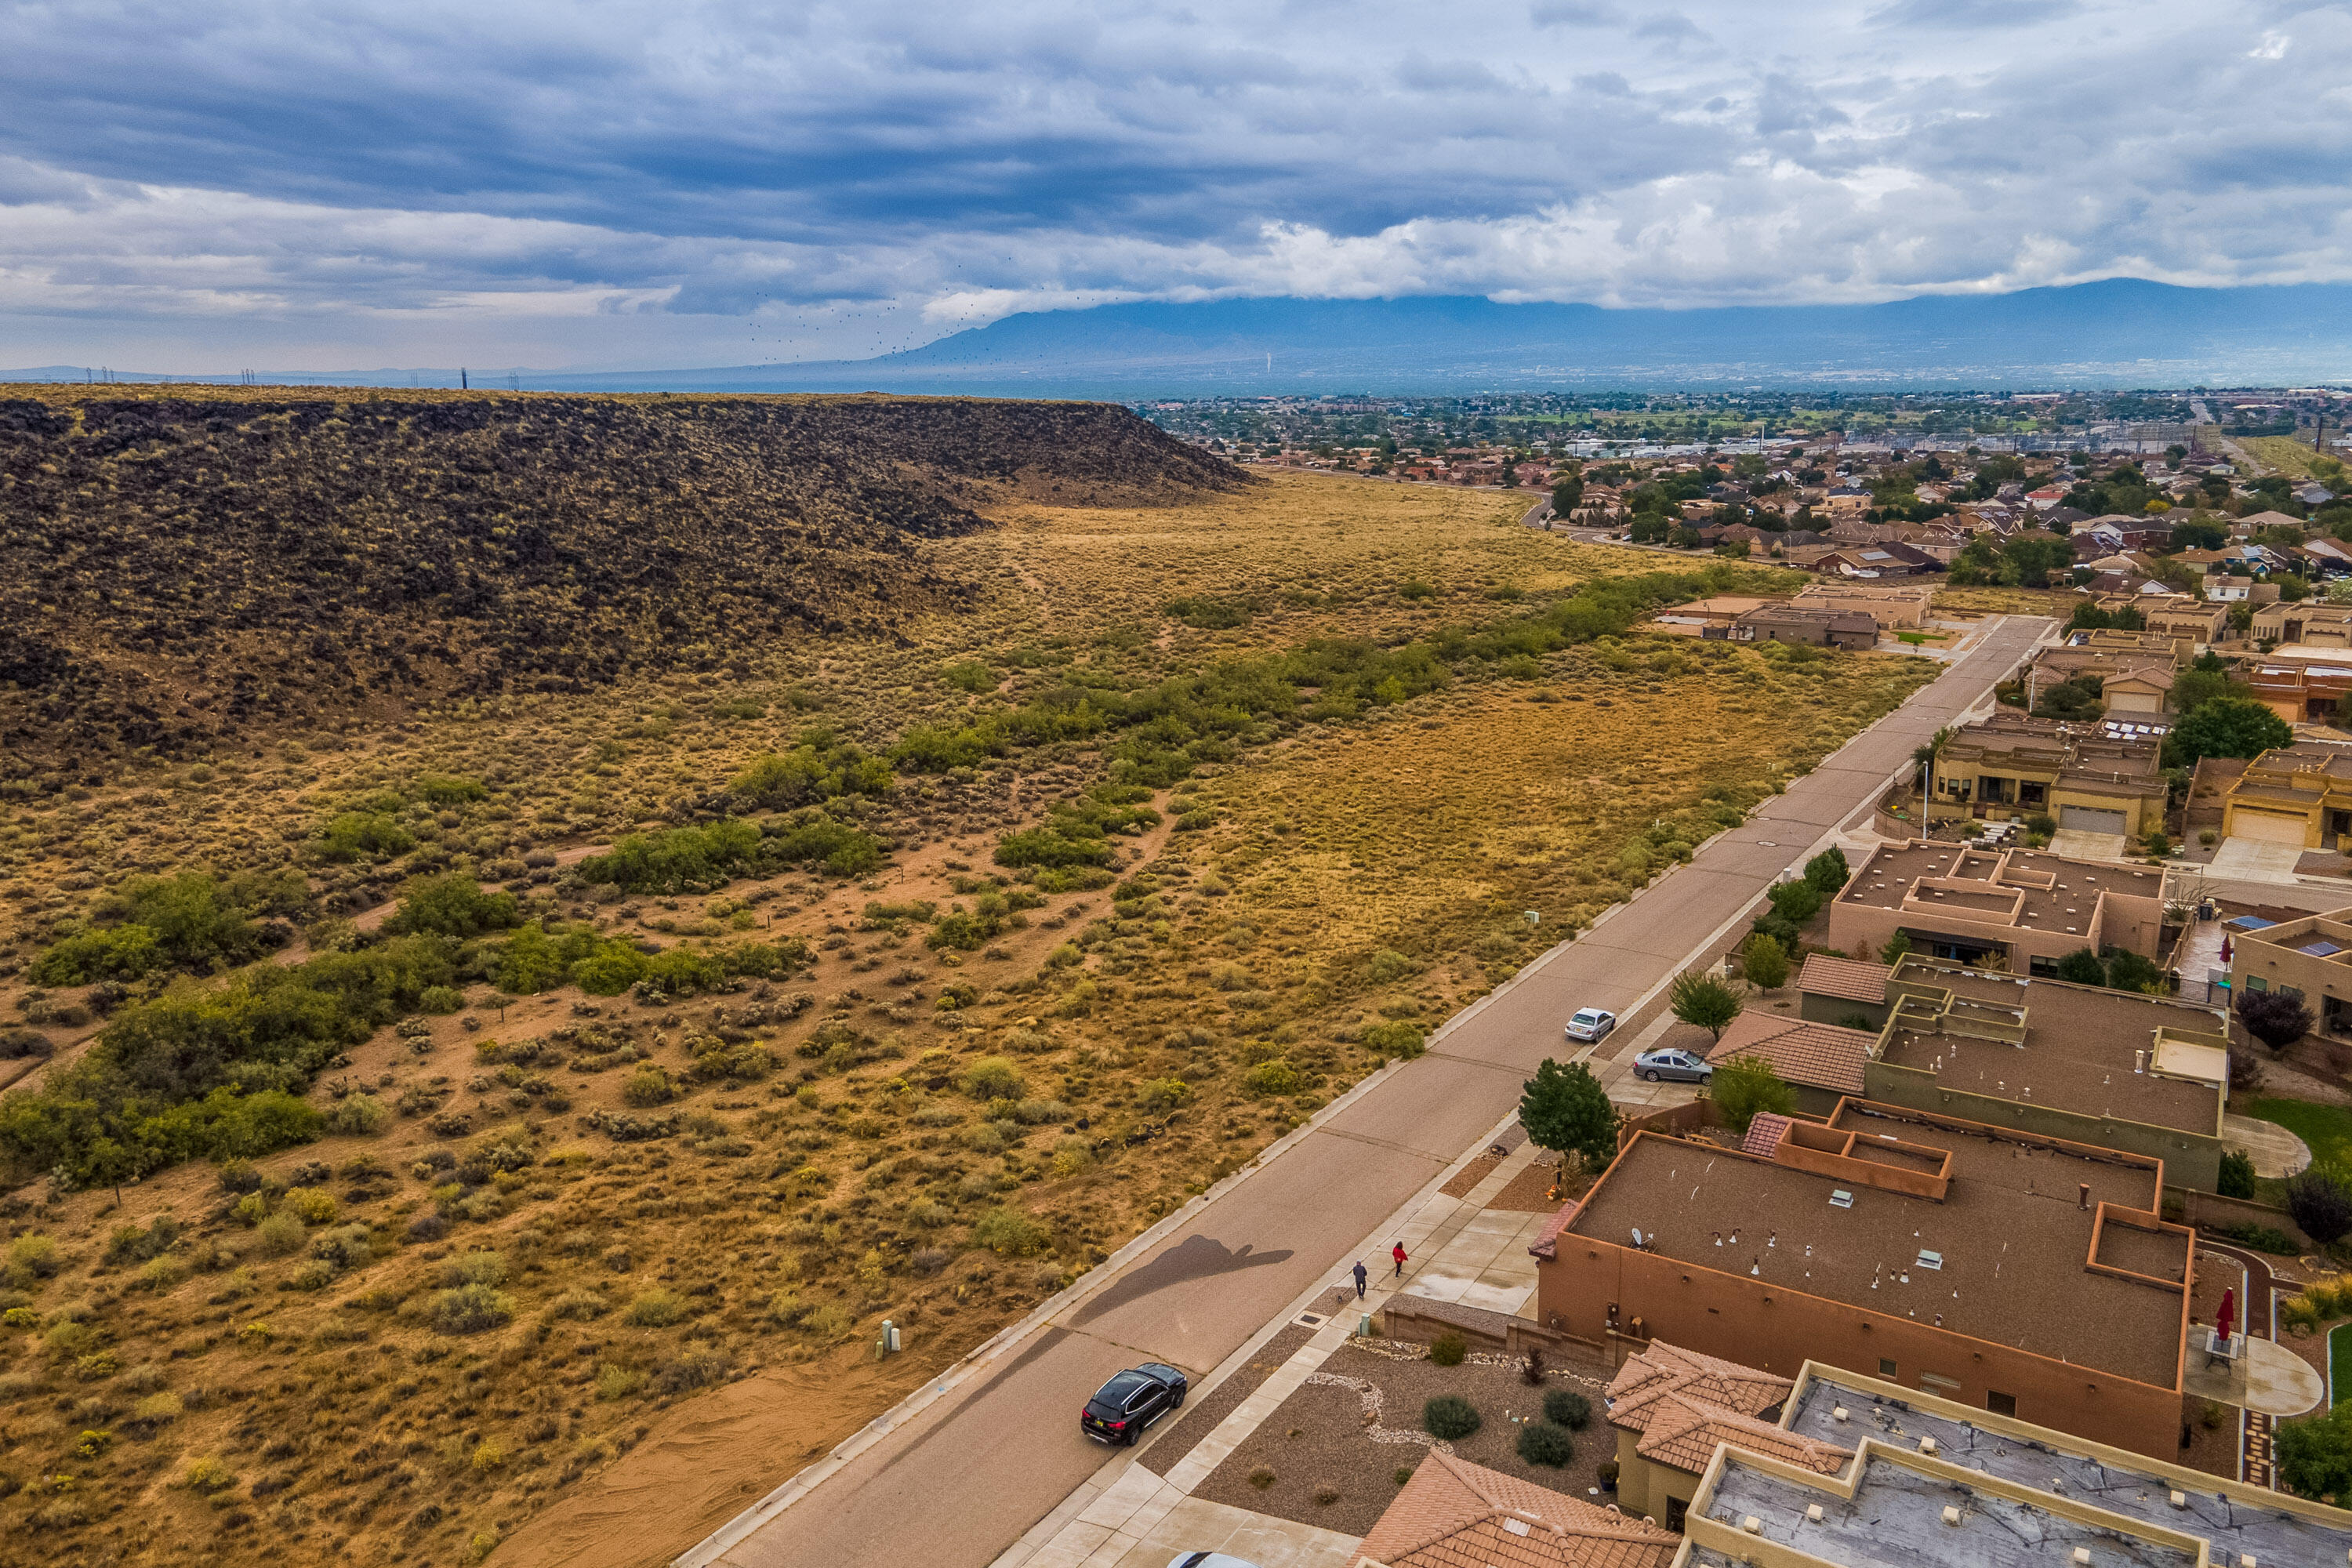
(2227, 905), (2352, 1040)
(1805, 956), (2231, 1190)
(1825, 840), (2169, 974)
(1534, 1098), (2194, 1457)
(2219, 741), (2352, 848)
(1678, 1359), (2352, 1568)
(1917, 716), (2166, 839)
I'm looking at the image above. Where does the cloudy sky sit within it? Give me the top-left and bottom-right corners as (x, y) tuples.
(3, 0), (2348, 372)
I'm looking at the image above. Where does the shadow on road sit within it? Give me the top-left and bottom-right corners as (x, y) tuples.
(1069, 1235), (1296, 1326)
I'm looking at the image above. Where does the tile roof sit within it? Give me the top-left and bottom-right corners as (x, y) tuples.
(1605, 1341), (1795, 1431)
(1797, 953), (1890, 1004)
(1740, 1112), (1793, 1159)
(1526, 1199), (1581, 1261)
(1352, 1450), (1679, 1568)
(1628, 1392), (1853, 1477)
(1704, 1012), (1875, 1096)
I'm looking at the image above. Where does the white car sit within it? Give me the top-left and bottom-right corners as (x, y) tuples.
(1564, 1007), (1617, 1044)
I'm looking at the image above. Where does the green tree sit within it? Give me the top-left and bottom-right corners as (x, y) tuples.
(1742, 933), (1790, 991)
(2172, 650), (2233, 713)
(1710, 1055), (1795, 1135)
(2053, 948), (2108, 986)
(1552, 474), (1584, 515)
(1878, 930), (1912, 964)
(2167, 517), (2228, 551)
(2279, 1399), (2352, 1503)
(1518, 1058), (1618, 1172)
(1668, 970), (1740, 1041)
(383, 874), (521, 938)
(1766, 879), (1823, 926)
(2165, 698), (2291, 768)
(1803, 848), (1849, 896)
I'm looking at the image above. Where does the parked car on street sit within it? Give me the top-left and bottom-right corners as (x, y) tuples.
(1563, 1007), (1617, 1044)
(1632, 1047), (1712, 1083)
(1081, 1363), (1188, 1445)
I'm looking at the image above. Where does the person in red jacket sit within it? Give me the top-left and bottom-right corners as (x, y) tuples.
(1391, 1241), (1407, 1277)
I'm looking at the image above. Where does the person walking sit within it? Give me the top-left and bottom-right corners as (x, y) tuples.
(1352, 1261), (1369, 1299)
(1392, 1241), (1407, 1277)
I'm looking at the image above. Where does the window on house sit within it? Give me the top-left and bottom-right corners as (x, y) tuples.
(1665, 1497), (1688, 1531)
(2246, 976), (2269, 993)
(1878, 1358), (1897, 1378)
(1921, 1373), (1962, 1398)
(1987, 1391), (2017, 1417)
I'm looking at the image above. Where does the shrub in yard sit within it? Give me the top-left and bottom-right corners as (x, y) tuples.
(1423, 1395), (1481, 1440)
(625, 1289), (687, 1327)
(1542, 1388), (1592, 1430)
(972, 1207), (1053, 1258)
(1428, 1330), (1467, 1367)
(1517, 1420), (1575, 1467)
(2218, 1149), (2257, 1200)
(1248, 1466), (1276, 1490)
(427, 1283), (516, 1334)
(2287, 1168), (2352, 1247)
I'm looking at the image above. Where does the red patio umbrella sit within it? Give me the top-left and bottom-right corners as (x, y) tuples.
(2216, 1287), (2236, 1347)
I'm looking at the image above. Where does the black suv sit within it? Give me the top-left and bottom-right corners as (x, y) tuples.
(1080, 1363), (1188, 1445)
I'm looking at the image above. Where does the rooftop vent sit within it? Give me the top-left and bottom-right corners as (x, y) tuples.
(2167, 1491), (2186, 1508)
(2073, 1552), (2092, 1567)
(1504, 1518), (1531, 1537)
(1831, 1406), (1849, 1423)
(1742, 1515), (1763, 1534)
(1916, 1250), (1944, 1271)
(1940, 1505), (1962, 1526)
(1806, 1504), (1824, 1523)
(1830, 1189), (1855, 1209)
(1919, 1436), (1939, 1455)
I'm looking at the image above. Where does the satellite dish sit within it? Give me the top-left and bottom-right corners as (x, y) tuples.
(1631, 1228), (1645, 1248)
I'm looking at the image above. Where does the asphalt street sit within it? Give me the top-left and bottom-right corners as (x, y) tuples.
(710, 612), (2054, 1568)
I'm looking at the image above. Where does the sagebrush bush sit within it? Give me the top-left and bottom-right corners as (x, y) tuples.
(281, 1187), (338, 1225)
(327, 1093), (387, 1134)
(972, 1207), (1052, 1257)
(546, 1288), (611, 1320)
(625, 1289), (687, 1327)
(622, 1065), (674, 1107)
(254, 1210), (307, 1257)
(1428, 1331), (1467, 1367)
(961, 1058), (1025, 1099)
(427, 1283), (515, 1334)
(441, 1250), (506, 1288)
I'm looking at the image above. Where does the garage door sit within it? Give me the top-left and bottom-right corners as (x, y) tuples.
(2232, 809), (2309, 846)
(2059, 805), (2127, 836)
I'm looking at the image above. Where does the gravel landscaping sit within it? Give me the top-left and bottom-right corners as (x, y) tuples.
(1193, 1341), (1613, 1537)
(1140, 1323), (1317, 1477)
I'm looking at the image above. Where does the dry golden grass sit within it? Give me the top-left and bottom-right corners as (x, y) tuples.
(0, 471), (1940, 1567)
(1932, 585), (2080, 618)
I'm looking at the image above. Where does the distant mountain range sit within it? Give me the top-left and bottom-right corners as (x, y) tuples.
(11, 280), (2352, 396)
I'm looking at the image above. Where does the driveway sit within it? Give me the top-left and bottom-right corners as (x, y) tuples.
(701, 615), (2053, 1568)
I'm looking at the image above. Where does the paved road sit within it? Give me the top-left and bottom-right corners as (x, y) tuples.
(711, 615), (2053, 1568)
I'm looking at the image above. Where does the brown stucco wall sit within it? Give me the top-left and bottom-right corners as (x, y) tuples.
(1537, 1239), (2183, 1460)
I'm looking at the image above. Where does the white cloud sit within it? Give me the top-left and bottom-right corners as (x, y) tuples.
(0, 0), (2346, 369)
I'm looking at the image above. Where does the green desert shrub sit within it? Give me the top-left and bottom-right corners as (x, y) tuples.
(1423, 1395), (1481, 1440)
(624, 1289), (688, 1327)
(1517, 1420), (1575, 1467)
(971, 1207), (1052, 1258)
(1428, 1331), (1466, 1367)
(427, 1283), (516, 1334)
(327, 1094), (387, 1135)
(1542, 1388), (1592, 1430)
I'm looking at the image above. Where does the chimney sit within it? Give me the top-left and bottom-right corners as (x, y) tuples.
(2078, 1183), (2091, 1210)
